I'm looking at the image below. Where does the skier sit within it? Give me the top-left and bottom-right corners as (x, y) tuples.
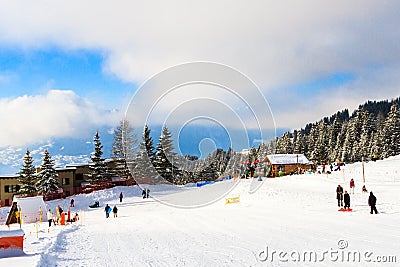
(343, 190), (351, 210)
(113, 205), (118, 218)
(70, 199), (75, 207)
(336, 185), (344, 207)
(350, 179), (355, 194)
(119, 192), (123, 203)
(105, 204), (112, 218)
(368, 192), (378, 214)
(47, 209), (53, 227)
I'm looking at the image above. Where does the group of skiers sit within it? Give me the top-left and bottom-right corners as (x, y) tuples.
(336, 179), (379, 214)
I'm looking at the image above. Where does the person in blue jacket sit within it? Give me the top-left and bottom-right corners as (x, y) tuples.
(105, 204), (112, 218)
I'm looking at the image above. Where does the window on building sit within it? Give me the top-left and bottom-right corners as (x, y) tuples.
(75, 173), (83, 180)
(4, 185), (20, 193)
(63, 178), (70, 185)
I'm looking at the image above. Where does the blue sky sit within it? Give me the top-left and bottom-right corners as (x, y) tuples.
(0, 1), (399, 149)
(0, 48), (134, 109)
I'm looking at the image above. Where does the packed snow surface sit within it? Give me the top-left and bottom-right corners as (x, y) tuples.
(1, 156), (400, 266)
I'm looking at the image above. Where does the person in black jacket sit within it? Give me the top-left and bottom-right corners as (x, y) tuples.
(336, 185), (344, 207)
(343, 190), (350, 209)
(113, 205), (118, 218)
(368, 192), (378, 214)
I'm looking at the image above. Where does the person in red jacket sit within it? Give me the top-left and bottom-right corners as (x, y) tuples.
(350, 179), (355, 194)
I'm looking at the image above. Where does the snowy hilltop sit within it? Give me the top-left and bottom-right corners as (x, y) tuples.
(1, 156), (399, 266)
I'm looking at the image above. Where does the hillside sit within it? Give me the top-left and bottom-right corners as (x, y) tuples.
(1, 156), (399, 266)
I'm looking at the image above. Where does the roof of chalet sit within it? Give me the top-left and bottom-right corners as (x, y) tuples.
(265, 154), (312, 165)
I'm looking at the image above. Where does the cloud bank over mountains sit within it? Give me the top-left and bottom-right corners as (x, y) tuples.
(0, 90), (120, 147)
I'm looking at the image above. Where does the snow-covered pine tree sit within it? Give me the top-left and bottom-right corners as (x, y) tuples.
(111, 119), (137, 179)
(276, 132), (293, 154)
(327, 116), (342, 162)
(155, 126), (180, 184)
(88, 131), (107, 182)
(293, 130), (307, 155)
(306, 123), (318, 159)
(133, 125), (158, 184)
(333, 121), (348, 162)
(359, 111), (375, 160)
(306, 123), (318, 161)
(381, 102), (400, 158)
(348, 109), (364, 162)
(311, 120), (329, 164)
(18, 149), (37, 196)
(196, 153), (218, 181)
(371, 111), (387, 157)
(36, 149), (59, 195)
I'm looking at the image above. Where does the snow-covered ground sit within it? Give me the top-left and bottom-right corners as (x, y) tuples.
(1, 156), (400, 266)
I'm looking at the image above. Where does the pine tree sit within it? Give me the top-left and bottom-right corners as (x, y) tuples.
(327, 116), (342, 161)
(18, 149), (37, 196)
(349, 109), (364, 162)
(381, 102), (400, 157)
(359, 111), (375, 160)
(294, 130), (307, 155)
(334, 121), (348, 162)
(88, 131), (107, 182)
(36, 149), (59, 195)
(276, 132), (293, 154)
(133, 125), (158, 183)
(311, 120), (329, 164)
(155, 126), (180, 184)
(306, 123), (318, 160)
(111, 119), (137, 179)
(196, 152), (220, 181)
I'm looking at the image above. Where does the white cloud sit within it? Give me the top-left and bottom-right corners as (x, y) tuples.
(0, 90), (121, 147)
(0, 1), (399, 129)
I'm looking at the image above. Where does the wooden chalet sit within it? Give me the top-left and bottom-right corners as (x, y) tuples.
(263, 154), (312, 177)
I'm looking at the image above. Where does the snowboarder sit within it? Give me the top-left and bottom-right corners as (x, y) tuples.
(343, 190), (351, 209)
(119, 192), (123, 203)
(70, 199), (75, 207)
(113, 205), (118, 218)
(105, 204), (112, 218)
(368, 192), (378, 214)
(336, 185), (344, 207)
(47, 209), (53, 227)
(350, 179), (355, 194)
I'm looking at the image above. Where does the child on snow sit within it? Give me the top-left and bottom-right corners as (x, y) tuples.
(113, 205), (118, 218)
(350, 179), (355, 194)
(344, 190), (351, 209)
(47, 209), (53, 227)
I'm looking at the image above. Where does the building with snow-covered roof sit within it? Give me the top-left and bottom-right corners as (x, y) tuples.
(263, 154), (313, 177)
